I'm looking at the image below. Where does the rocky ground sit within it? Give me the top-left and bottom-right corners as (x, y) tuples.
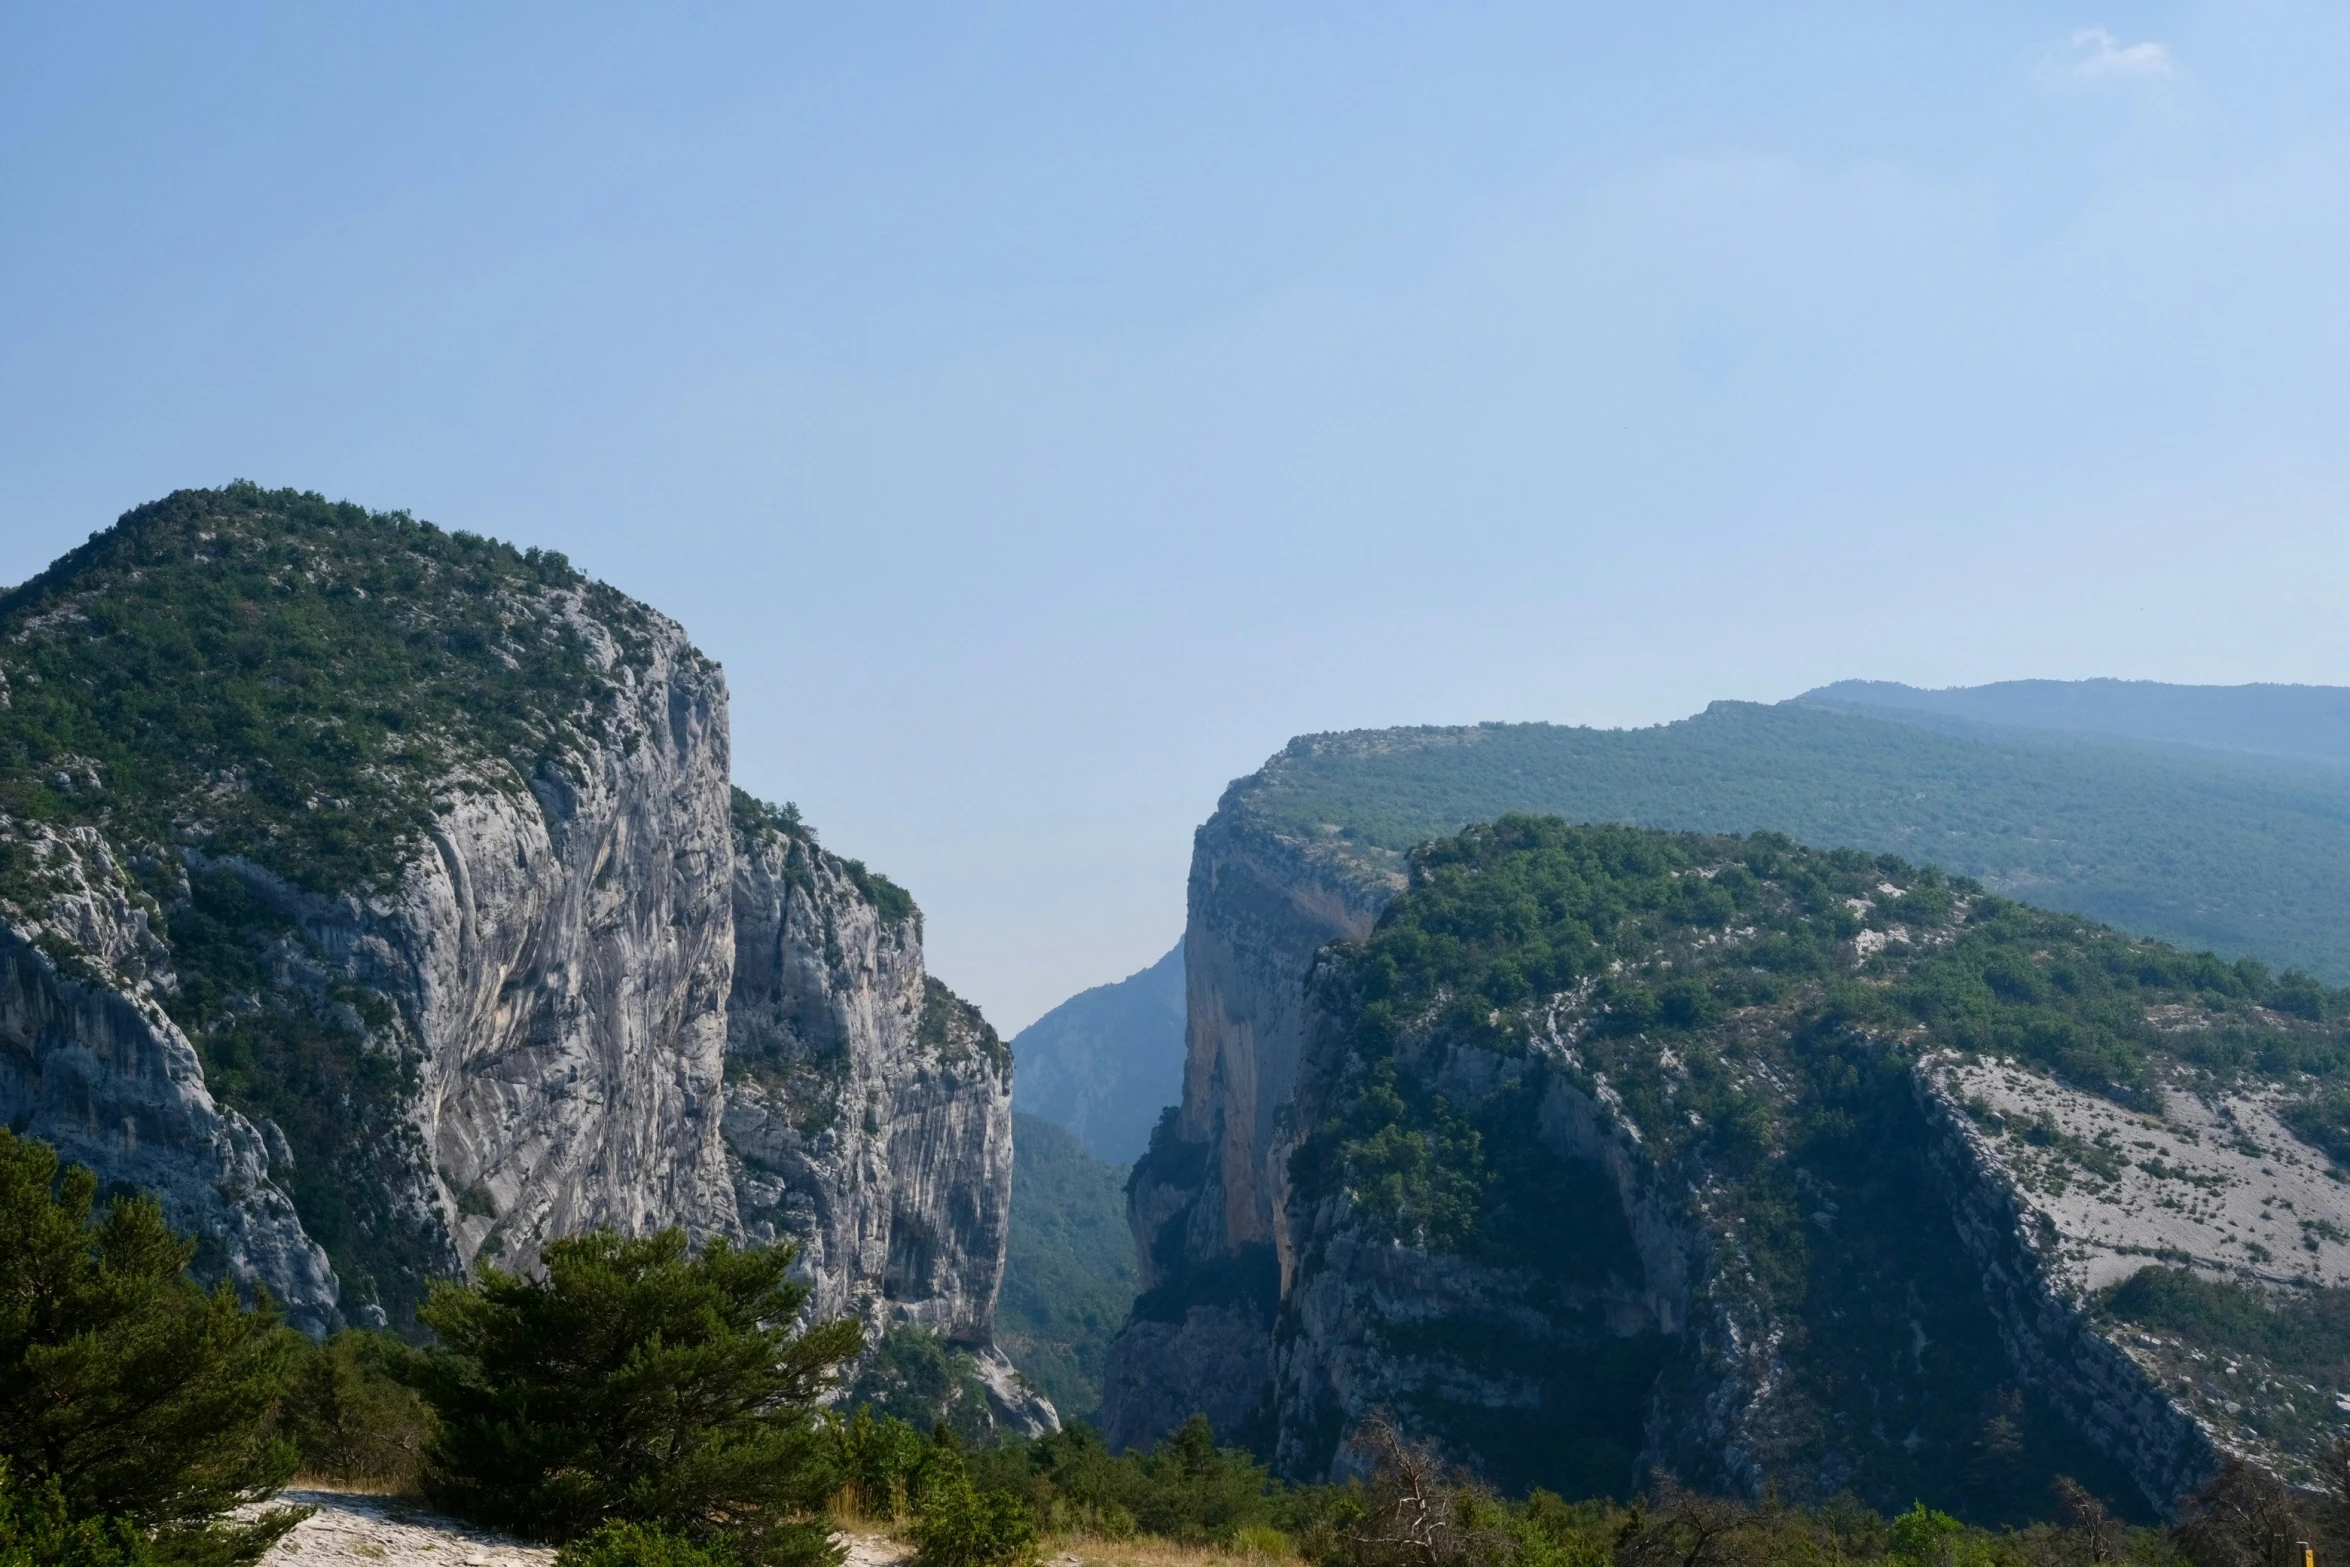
(1935, 1053), (2350, 1293)
(258, 1490), (554, 1566)
(255, 1490), (921, 1567)
(255, 1488), (1317, 1566)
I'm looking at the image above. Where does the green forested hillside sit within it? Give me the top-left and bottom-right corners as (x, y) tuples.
(998, 1113), (1137, 1422)
(1800, 678), (2350, 764)
(1287, 815), (2350, 1511)
(1232, 701), (2350, 983)
(0, 483), (653, 899)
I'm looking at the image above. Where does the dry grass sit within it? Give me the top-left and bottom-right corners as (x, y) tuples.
(288, 1474), (421, 1497)
(828, 1520), (1298, 1567)
(1032, 1533), (1299, 1566)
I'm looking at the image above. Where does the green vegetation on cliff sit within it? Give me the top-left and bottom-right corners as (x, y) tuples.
(1289, 816), (2350, 1515)
(998, 1113), (1139, 1422)
(1, 483), (658, 897)
(1231, 702), (2350, 983)
(730, 787), (918, 929)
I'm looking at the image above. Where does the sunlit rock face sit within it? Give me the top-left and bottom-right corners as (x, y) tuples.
(724, 803), (1055, 1437)
(1, 583), (739, 1332)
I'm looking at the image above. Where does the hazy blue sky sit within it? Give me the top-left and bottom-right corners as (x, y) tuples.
(6, 4), (2349, 1029)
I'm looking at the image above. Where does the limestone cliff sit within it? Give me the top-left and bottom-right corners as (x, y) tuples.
(0, 487), (1039, 1402)
(0, 489), (739, 1327)
(723, 794), (1055, 1436)
(1103, 766), (1390, 1452)
(0, 822), (341, 1333)
(1109, 801), (2350, 1519)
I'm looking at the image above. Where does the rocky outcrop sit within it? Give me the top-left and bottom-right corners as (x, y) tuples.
(1913, 1055), (2350, 1499)
(0, 824), (340, 1334)
(723, 802), (1056, 1437)
(1, 586), (740, 1326)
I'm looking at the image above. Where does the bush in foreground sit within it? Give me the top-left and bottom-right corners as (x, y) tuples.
(277, 1329), (434, 1487)
(0, 1461), (156, 1567)
(0, 1128), (306, 1566)
(409, 1228), (862, 1566)
(555, 1520), (738, 1567)
(909, 1446), (1038, 1567)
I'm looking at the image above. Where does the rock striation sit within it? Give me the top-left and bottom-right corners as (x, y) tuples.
(3, 521), (740, 1328)
(725, 797), (1055, 1436)
(0, 487), (1045, 1417)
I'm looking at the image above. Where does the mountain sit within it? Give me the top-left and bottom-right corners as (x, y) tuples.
(1798, 679), (2350, 766)
(1010, 943), (1185, 1163)
(1105, 701), (2350, 1511)
(1139, 815), (2350, 1518)
(995, 1113), (1139, 1422)
(0, 484), (1050, 1430)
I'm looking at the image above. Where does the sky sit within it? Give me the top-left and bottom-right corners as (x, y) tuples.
(6, 4), (2350, 1031)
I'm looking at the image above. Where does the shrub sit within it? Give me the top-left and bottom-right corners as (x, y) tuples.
(0, 1461), (156, 1567)
(909, 1450), (1038, 1567)
(0, 1129), (306, 1566)
(1313, 1416), (1508, 1567)
(1230, 1523), (1298, 1560)
(409, 1228), (863, 1566)
(277, 1330), (434, 1487)
(2175, 1459), (2307, 1567)
(555, 1521), (738, 1567)
(1886, 1503), (1969, 1567)
(827, 1405), (930, 1522)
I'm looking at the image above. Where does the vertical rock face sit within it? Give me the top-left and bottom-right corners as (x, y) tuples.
(722, 798), (1055, 1436)
(332, 599), (743, 1288)
(723, 805), (1006, 1338)
(1101, 791), (1391, 1452)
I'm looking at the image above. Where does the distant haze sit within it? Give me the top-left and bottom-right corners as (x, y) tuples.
(1010, 945), (1185, 1164)
(1800, 681), (2350, 767)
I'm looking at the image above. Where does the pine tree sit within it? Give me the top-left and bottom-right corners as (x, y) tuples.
(412, 1228), (864, 1567)
(0, 1129), (305, 1566)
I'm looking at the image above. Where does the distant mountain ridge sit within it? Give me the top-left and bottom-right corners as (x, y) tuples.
(1798, 678), (2350, 766)
(1010, 944), (1184, 1163)
(1217, 699), (2350, 984)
